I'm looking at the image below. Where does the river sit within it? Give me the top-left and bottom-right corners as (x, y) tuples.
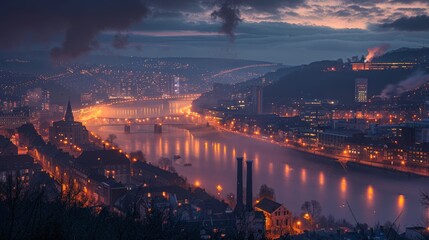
(89, 100), (429, 228)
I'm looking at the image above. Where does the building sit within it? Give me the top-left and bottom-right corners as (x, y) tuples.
(404, 120), (429, 144)
(18, 123), (128, 207)
(317, 129), (364, 151)
(80, 92), (93, 106)
(49, 101), (89, 146)
(371, 125), (415, 144)
(0, 155), (40, 183)
(0, 135), (18, 155)
(0, 108), (30, 131)
(172, 76), (180, 95)
(41, 88), (50, 111)
(355, 78), (368, 103)
(300, 108), (331, 127)
(404, 144), (429, 166)
(351, 62), (417, 71)
(254, 198), (293, 236)
(75, 149), (131, 184)
(252, 86), (264, 114)
(131, 161), (186, 187)
(119, 74), (136, 97)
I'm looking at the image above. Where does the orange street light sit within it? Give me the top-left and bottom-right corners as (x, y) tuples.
(304, 213), (311, 220)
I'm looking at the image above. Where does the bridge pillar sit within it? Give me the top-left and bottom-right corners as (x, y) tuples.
(154, 123), (162, 134)
(124, 124), (131, 134)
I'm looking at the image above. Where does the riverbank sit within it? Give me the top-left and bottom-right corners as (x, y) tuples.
(89, 122), (429, 226)
(185, 124), (429, 178)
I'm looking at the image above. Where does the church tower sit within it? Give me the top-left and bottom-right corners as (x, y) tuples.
(65, 100), (74, 122)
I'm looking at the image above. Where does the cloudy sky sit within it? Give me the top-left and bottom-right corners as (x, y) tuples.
(1, 0), (429, 64)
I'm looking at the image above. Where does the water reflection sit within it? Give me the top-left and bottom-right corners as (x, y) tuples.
(301, 169), (307, 183)
(319, 172), (325, 187)
(367, 185), (374, 202)
(340, 177), (347, 195)
(91, 100), (429, 226)
(284, 165), (290, 178)
(254, 154), (259, 171)
(397, 194), (405, 212)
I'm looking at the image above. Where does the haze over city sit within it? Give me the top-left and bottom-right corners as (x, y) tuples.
(1, 0), (429, 239)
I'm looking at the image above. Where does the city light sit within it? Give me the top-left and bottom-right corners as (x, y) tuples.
(4, 6), (429, 238)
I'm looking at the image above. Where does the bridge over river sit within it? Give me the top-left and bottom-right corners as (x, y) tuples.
(84, 114), (205, 133)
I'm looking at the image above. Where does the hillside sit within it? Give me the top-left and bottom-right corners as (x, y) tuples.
(263, 47), (429, 105)
(373, 47), (429, 64)
(264, 68), (426, 104)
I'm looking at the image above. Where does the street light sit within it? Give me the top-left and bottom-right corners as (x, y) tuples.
(304, 213), (311, 220)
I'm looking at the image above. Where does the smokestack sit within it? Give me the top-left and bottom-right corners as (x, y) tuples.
(235, 157), (244, 214)
(246, 160), (253, 212)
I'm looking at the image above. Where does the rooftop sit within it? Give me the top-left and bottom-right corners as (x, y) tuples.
(254, 198), (282, 213)
(76, 149), (130, 167)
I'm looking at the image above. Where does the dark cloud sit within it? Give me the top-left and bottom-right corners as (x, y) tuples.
(107, 19), (428, 64)
(211, 0), (241, 41)
(379, 15), (429, 31)
(348, 5), (383, 16)
(145, 0), (203, 13)
(112, 34), (129, 49)
(390, 0), (429, 4)
(345, 0), (385, 4)
(210, 0), (306, 40)
(335, 9), (352, 17)
(241, 0), (307, 13)
(0, 0), (148, 60)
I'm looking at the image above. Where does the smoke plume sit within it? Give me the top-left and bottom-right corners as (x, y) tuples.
(211, 0), (242, 41)
(365, 44), (390, 62)
(0, 0), (148, 61)
(379, 71), (429, 98)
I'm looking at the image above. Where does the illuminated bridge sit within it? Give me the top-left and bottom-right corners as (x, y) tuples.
(83, 114), (204, 133)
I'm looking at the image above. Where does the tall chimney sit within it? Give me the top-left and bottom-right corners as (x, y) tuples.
(235, 157), (244, 214)
(246, 160), (253, 211)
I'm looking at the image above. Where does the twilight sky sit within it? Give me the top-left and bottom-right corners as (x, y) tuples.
(1, 0), (429, 64)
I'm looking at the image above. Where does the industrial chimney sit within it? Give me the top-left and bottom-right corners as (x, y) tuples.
(235, 157), (244, 214)
(246, 160), (253, 211)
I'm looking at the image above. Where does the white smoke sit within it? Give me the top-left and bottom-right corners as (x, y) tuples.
(365, 44), (390, 63)
(379, 71), (429, 99)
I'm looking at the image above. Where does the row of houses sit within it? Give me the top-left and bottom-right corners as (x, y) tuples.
(317, 129), (429, 167)
(17, 123), (129, 206)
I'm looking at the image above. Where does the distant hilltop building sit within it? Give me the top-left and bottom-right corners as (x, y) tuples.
(355, 78), (368, 103)
(351, 62), (417, 71)
(49, 100), (89, 146)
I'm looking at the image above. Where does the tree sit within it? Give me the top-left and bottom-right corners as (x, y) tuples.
(258, 184), (275, 200)
(300, 200), (322, 220)
(158, 157), (175, 172)
(225, 193), (236, 208)
(107, 134), (117, 144)
(129, 151), (146, 162)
